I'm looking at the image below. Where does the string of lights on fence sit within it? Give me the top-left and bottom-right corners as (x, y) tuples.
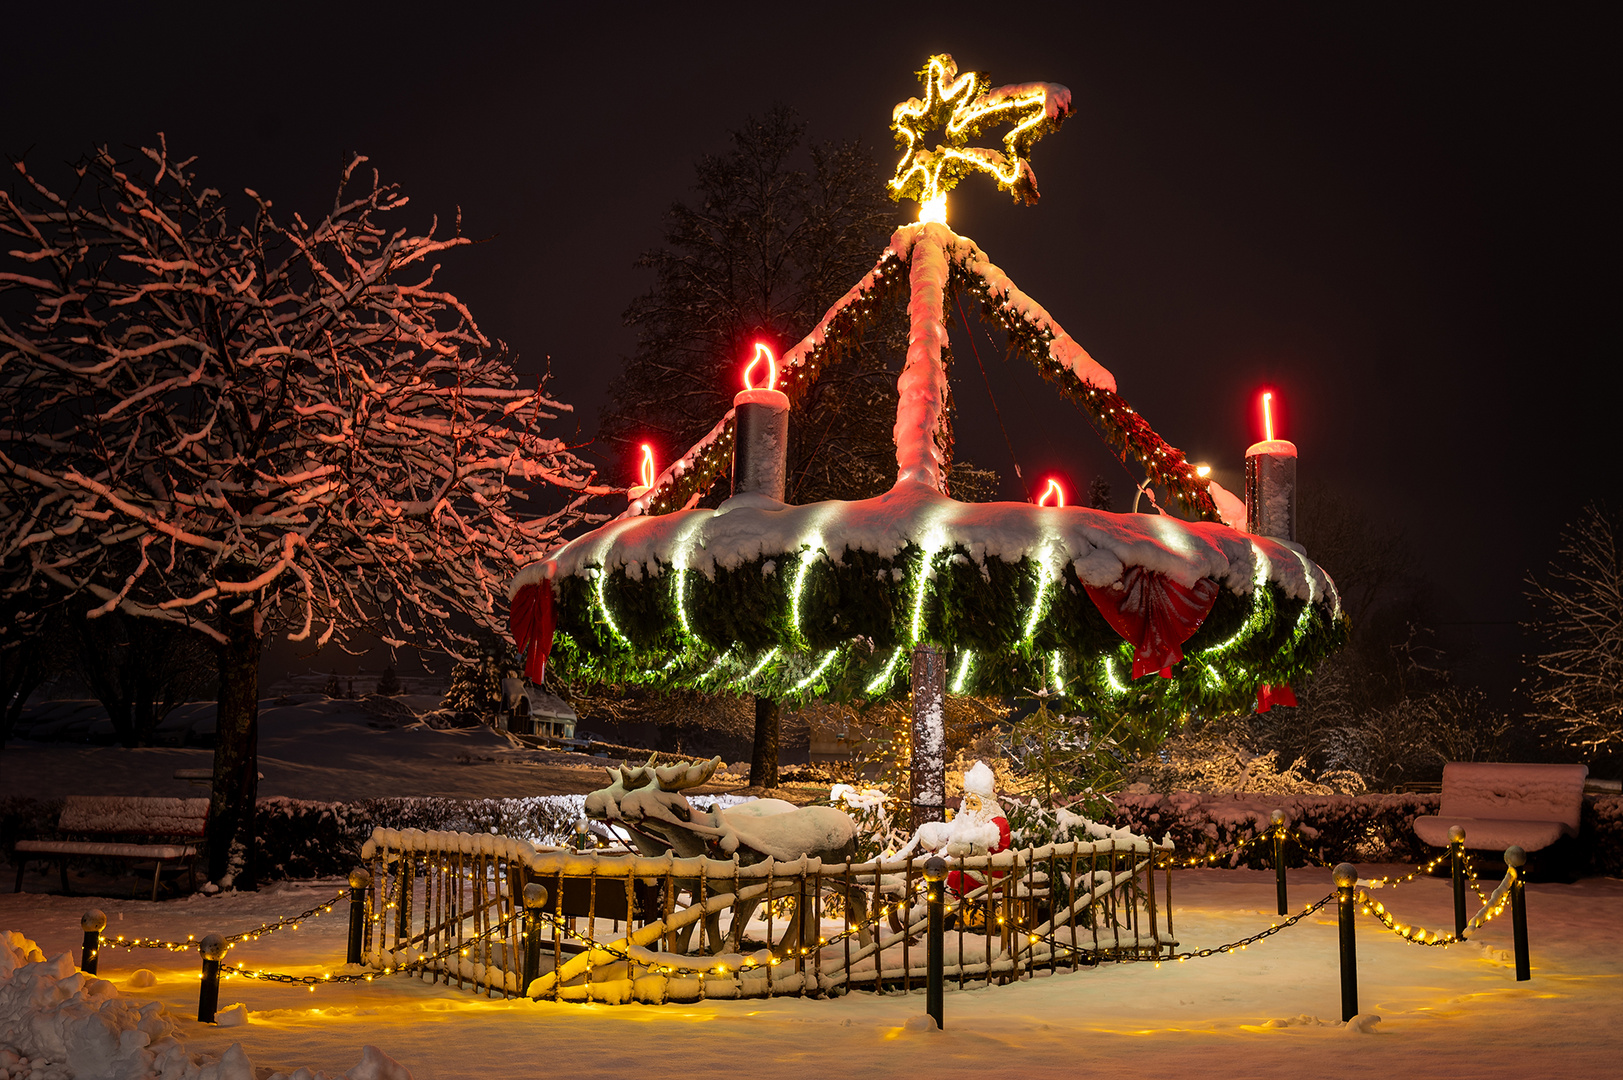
(226, 915), (521, 988)
(103, 890), (348, 952)
(1355, 866), (1517, 948)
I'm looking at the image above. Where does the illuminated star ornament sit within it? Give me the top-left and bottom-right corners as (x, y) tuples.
(890, 53), (1073, 221)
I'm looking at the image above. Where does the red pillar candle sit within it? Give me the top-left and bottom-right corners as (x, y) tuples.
(732, 343), (790, 503)
(1244, 392), (1296, 541)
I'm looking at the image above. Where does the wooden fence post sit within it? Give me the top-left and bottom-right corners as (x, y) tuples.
(197, 934), (227, 1023)
(1449, 826), (1467, 940)
(522, 883), (549, 994)
(1505, 846), (1530, 981)
(347, 866), (372, 966)
(1271, 810), (1288, 916)
(80, 910), (104, 974)
(1334, 863), (1359, 1023)
(924, 856), (946, 1029)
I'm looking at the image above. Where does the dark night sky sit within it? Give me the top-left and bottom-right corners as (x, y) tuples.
(4, 4), (1611, 700)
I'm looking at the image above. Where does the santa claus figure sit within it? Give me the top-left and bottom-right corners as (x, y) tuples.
(906, 760), (1010, 898)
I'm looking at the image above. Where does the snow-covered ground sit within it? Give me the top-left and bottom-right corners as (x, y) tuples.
(5, 866), (1618, 1079)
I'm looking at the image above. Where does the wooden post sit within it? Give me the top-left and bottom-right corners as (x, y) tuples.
(80, 910), (104, 974)
(1505, 846), (1530, 981)
(924, 856), (946, 1029)
(347, 867), (371, 966)
(1271, 810), (1288, 917)
(522, 883), (548, 994)
(1334, 863), (1358, 1023)
(197, 934), (226, 1023)
(1449, 826), (1468, 940)
(909, 645), (946, 831)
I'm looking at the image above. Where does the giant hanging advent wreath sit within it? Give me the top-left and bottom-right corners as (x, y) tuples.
(508, 55), (1345, 723)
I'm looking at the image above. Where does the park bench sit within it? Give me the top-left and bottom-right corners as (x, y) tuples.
(12, 796), (207, 901)
(1413, 763), (1588, 872)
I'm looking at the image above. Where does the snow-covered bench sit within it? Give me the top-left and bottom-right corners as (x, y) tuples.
(12, 796), (208, 901)
(1413, 763), (1588, 864)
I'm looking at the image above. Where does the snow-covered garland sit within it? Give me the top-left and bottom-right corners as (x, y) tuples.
(627, 251), (910, 518)
(537, 492), (1342, 715)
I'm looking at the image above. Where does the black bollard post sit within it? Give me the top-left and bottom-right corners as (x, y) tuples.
(197, 934), (227, 1023)
(1449, 826), (1467, 940)
(924, 856), (946, 1030)
(347, 866), (372, 966)
(522, 883), (549, 993)
(80, 910), (105, 975)
(1271, 810), (1289, 917)
(1334, 863), (1359, 1023)
(1505, 846), (1530, 981)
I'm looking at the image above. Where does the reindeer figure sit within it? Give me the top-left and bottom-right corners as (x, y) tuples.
(586, 757), (867, 953)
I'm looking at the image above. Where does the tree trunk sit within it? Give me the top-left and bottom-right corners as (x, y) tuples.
(206, 608), (260, 888)
(0, 668), (46, 751)
(749, 695), (780, 789)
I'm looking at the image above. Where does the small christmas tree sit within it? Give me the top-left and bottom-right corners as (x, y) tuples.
(1088, 476), (1113, 511)
(442, 635), (513, 716)
(376, 663), (402, 697)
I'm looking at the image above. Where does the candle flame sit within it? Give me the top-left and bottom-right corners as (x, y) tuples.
(638, 444), (656, 490)
(1262, 392), (1276, 442)
(743, 343), (778, 393)
(1037, 478), (1065, 507)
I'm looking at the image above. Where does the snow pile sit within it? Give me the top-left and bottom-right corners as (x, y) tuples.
(0, 930), (252, 1079)
(0, 931), (412, 1080)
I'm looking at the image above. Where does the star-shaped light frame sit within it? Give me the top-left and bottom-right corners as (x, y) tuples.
(890, 54), (1072, 210)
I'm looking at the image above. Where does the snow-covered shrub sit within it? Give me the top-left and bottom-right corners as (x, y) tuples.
(252, 797), (588, 879)
(1108, 791), (1444, 869)
(1582, 795), (1623, 877)
(1129, 725), (1366, 797)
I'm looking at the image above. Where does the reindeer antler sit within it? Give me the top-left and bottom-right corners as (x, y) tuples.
(618, 755), (659, 789)
(654, 756), (721, 791)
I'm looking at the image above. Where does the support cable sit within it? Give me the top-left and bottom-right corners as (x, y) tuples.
(954, 293), (1030, 501)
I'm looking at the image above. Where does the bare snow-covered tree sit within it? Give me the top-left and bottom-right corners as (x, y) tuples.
(0, 139), (600, 883)
(1525, 502), (1623, 757)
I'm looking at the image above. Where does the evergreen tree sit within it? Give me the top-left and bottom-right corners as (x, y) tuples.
(1088, 476), (1113, 512)
(601, 105), (904, 505)
(599, 107), (906, 786)
(376, 664), (403, 697)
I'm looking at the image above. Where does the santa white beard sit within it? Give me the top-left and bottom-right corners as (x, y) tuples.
(940, 798), (1006, 857)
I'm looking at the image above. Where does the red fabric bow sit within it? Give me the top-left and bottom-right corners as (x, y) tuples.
(1255, 683), (1298, 713)
(508, 580), (555, 683)
(1084, 566), (1221, 679)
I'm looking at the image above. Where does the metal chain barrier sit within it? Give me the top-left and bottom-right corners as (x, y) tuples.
(225, 914), (520, 985)
(1003, 892), (1335, 966)
(103, 889), (348, 953)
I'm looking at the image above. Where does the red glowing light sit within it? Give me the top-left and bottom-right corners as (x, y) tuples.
(638, 444), (656, 490)
(743, 343), (778, 393)
(1261, 392), (1276, 442)
(1037, 478), (1066, 507)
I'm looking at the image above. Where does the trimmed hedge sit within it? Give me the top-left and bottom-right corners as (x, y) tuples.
(1108, 791), (1623, 877)
(6, 792), (1619, 883)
